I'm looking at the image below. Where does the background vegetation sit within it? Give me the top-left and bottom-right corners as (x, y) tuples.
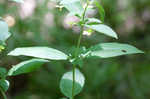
(0, 0), (149, 99)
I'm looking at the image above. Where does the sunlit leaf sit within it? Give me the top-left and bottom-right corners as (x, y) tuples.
(0, 80), (9, 92)
(0, 21), (11, 43)
(88, 43), (144, 58)
(86, 18), (102, 25)
(85, 24), (118, 39)
(8, 59), (49, 76)
(8, 47), (68, 60)
(60, 69), (85, 98)
(60, 0), (84, 16)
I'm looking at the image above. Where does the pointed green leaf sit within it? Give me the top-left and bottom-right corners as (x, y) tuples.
(85, 24), (118, 39)
(11, 0), (24, 3)
(0, 67), (7, 78)
(60, 69), (85, 98)
(86, 18), (102, 25)
(8, 59), (49, 76)
(0, 21), (11, 43)
(60, 0), (84, 16)
(88, 43), (144, 58)
(94, 1), (105, 22)
(0, 80), (9, 92)
(8, 47), (68, 60)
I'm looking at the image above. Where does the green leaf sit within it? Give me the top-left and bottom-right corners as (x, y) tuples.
(88, 43), (144, 58)
(8, 47), (68, 60)
(0, 80), (9, 92)
(8, 59), (49, 76)
(60, 0), (84, 16)
(85, 24), (118, 39)
(86, 18), (102, 25)
(60, 69), (85, 98)
(94, 1), (105, 22)
(11, 0), (24, 3)
(0, 21), (11, 43)
(0, 67), (7, 78)
(0, 45), (5, 53)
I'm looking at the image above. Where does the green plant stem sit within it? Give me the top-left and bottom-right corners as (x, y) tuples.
(0, 88), (7, 99)
(72, 26), (83, 99)
(72, 2), (89, 99)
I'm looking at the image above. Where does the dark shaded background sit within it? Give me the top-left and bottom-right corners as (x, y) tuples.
(0, 0), (150, 99)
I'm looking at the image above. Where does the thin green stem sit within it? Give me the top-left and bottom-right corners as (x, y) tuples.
(0, 88), (7, 99)
(72, 24), (84, 99)
(72, 1), (89, 99)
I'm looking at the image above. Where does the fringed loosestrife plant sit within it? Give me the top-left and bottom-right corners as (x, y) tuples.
(0, 0), (144, 99)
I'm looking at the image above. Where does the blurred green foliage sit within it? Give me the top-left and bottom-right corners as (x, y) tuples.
(0, 0), (150, 99)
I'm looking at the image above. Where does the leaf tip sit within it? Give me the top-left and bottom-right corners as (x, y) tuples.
(138, 50), (144, 54)
(7, 51), (14, 56)
(114, 34), (118, 39)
